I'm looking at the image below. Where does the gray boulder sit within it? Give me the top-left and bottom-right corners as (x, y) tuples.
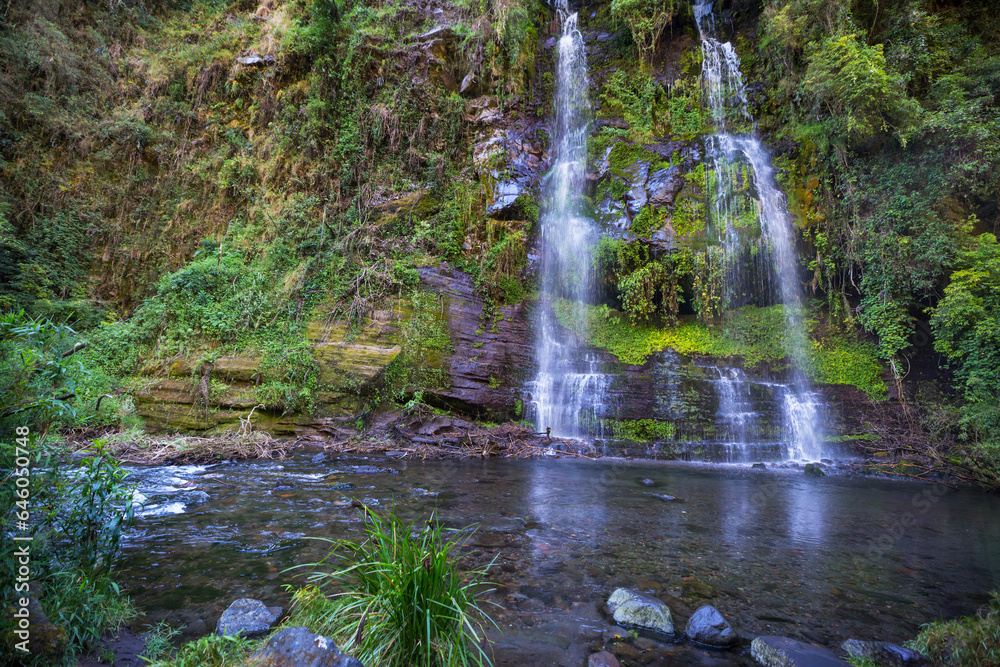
(685, 605), (737, 647)
(841, 639), (930, 667)
(216, 598), (282, 638)
(251, 627), (364, 667)
(751, 636), (850, 667)
(646, 167), (683, 207)
(606, 588), (674, 635)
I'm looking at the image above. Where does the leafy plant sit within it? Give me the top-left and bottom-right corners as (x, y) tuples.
(289, 504), (498, 666)
(142, 633), (256, 667)
(51, 439), (136, 572)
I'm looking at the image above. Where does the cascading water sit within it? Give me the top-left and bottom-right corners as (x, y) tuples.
(694, 0), (825, 459)
(529, 1), (608, 439)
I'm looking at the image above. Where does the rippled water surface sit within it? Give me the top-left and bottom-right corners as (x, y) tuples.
(118, 455), (1000, 664)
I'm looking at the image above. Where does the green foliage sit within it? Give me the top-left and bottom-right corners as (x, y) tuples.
(806, 338), (886, 399)
(610, 0), (678, 65)
(141, 621), (183, 663)
(604, 418), (676, 442)
(289, 504), (497, 666)
(906, 590), (1000, 667)
(51, 439), (136, 572)
(143, 633), (257, 667)
(0, 311), (83, 434)
(801, 33), (919, 144)
(41, 570), (137, 658)
(930, 233), (1000, 455)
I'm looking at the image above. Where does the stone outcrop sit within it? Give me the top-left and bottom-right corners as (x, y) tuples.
(606, 588), (674, 635)
(251, 627), (364, 667)
(751, 636), (851, 667)
(216, 598), (282, 639)
(417, 264), (533, 415)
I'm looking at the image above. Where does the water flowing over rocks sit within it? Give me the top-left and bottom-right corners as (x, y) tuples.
(606, 588), (675, 635)
(751, 636), (851, 667)
(216, 598), (282, 638)
(685, 604), (737, 647)
(251, 627), (364, 667)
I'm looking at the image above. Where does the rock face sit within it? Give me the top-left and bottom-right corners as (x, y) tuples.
(216, 599), (282, 639)
(841, 639), (930, 667)
(606, 588), (674, 635)
(2, 597), (67, 657)
(685, 605), (737, 647)
(251, 627), (364, 667)
(417, 264), (533, 415)
(751, 636), (851, 667)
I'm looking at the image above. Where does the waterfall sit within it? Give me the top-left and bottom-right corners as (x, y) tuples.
(695, 0), (825, 460)
(529, 1), (607, 438)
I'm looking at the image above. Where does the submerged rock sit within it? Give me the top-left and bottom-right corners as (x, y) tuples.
(251, 627), (364, 667)
(685, 605), (737, 647)
(841, 639), (930, 666)
(216, 598), (282, 638)
(588, 650), (621, 667)
(606, 588), (674, 635)
(751, 636), (850, 667)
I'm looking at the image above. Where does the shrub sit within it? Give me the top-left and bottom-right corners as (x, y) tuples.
(288, 505), (498, 666)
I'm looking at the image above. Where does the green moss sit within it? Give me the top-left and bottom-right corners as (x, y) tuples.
(605, 418), (677, 442)
(607, 141), (660, 178)
(806, 338), (886, 399)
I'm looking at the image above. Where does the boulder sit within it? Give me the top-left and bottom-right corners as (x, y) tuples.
(588, 650), (621, 667)
(606, 588), (674, 635)
(251, 627), (364, 667)
(841, 639), (930, 667)
(751, 636), (851, 667)
(3, 597), (67, 657)
(804, 464), (825, 477)
(685, 605), (737, 647)
(216, 598), (282, 638)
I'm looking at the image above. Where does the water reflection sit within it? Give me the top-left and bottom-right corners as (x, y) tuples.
(117, 456), (1000, 655)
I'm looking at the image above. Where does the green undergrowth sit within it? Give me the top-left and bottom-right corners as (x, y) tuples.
(286, 504), (497, 666)
(906, 590), (1000, 667)
(552, 299), (885, 396)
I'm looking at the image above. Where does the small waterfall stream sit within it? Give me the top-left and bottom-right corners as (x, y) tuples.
(695, 0), (825, 459)
(530, 0), (608, 438)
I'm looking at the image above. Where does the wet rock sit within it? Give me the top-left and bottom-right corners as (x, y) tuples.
(251, 627), (364, 667)
(624, 162), (650, 218)
(685, 605), (737, 647)
(606, 588), (674, 635)
(650, 493), (682, 502)
(751, 636), (851, 667)
(612, 642), (643, 662)
(646, 166), (683, 207)
(641, 478), (655, 486)
(602, 626), (631, 643)
(841, 639), (930, 667)
(804, 463), (825, 477)
(311, 452), (326, 463)
(589, 651), (621, 667)
(752, 462), (767, 469)
(216, 598), (282, 638)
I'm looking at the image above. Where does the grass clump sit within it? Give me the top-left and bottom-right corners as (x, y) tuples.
(288, 504), (497, 667)
(143, 634), (257, 667)
(906, 590), (1000, 667)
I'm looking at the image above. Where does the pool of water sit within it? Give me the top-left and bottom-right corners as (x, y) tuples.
(117, 454), (1000, 664)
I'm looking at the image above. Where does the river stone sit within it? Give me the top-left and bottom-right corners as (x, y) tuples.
(589, 651), (621, 667)
(251, 627), (364, 667)
(685, 605), (737, 647)
(216, 598), (282, 638)
(751, 636), (851, 667)
(841, 639), (930, 666)
(804, 463), (825, 477)
(606, 588), (674, 635)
